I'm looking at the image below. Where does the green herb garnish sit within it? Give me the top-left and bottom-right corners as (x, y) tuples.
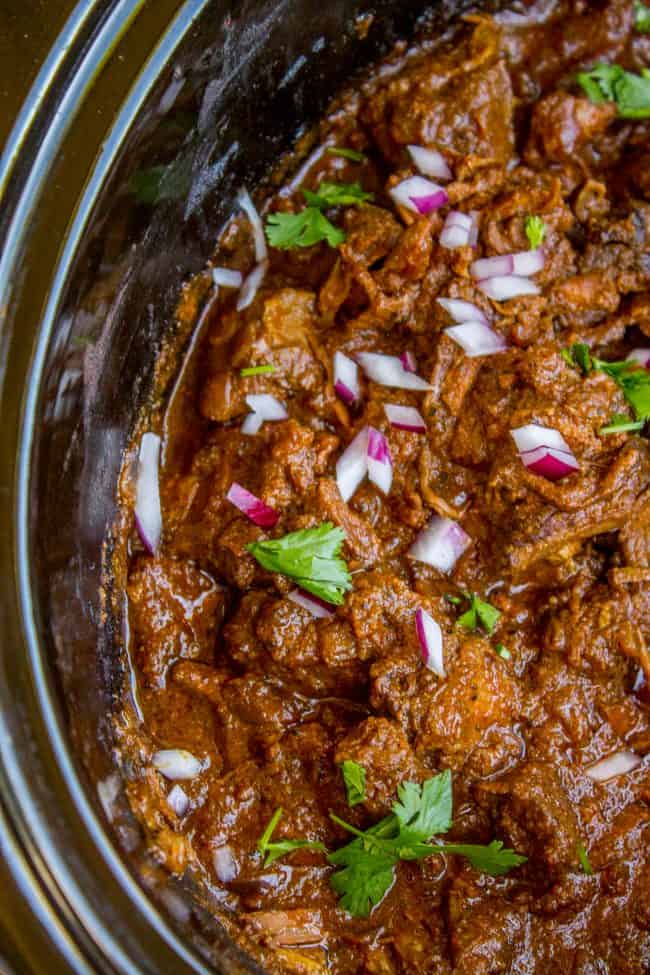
(265, 181), (373, 250)
(576, 63), (650, 118)
(327, 147), (367, 162)
(562, 343), (650, 422)
(495, 643), (511, 660)
(599, 414), (645, 435)
(303, 181), (373, 208)
(341, 761), (367, 807)
(240, 364), (276, 377)
(327, 771), (525, 916)
(247, 523), (352, 605)
(525, 215), (547, 249)
(257, 808), (327, 866)
(635, 0), (650, 32)
(453, 592), (501, 635)
(577, 841), (594, 875)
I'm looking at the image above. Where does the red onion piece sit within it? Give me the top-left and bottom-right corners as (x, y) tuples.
(512, 248), (545, 276)
(437, 298), (488, 325)
(241, 411), (264, 436)
(470, 254), (514, 279)
(237, 188), (268, 262)
(400, 350), (417, 373)
(246, 394), (288, 421)
(586, 750), (641, 782)
(167, 784), (189, 817)
(520, 446), (579, 480)
(468, 211), (479, 247)
(384, 403), (426, 433)
(135, 432), (162, 555)
(334, 350), (360, 405)
(212, 267), (243, 289)
(152, 749), (202, 781)
(213, 846), (238, 883)
(389, 176), (449, 215)
(407, 145), (452, 181)
(440, 224), (471, 249)
(288, 588), (335, 619)
(445, 321), (508, 357)
(415, 608), (445, 677)
(236, 261), (268, 311)
(226, 482), (279, 527)
(511, 423), (572, 455)
(626, 348), (650, 369)
(336, 426), (369, 502)
(367, 426), (393, 495)
(408, 517), (471, 573)
(478, 275), (540, 301)
(445, 211), (473, 230)
(357, 352), (431, 390)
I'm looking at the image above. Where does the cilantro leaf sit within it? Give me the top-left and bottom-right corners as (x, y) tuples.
(562, 345), (650, 423)
(561, 342), (593, 373)
(576, 63), (624, 103)
(247, 523), (352, 605)
(577, 63), (650, 118)
(240, 364), (276, 377)
(329, 846), (395, 916)
(341, 761), (366, 807)
(454, 593), (501, 635)
(525, 215), (547, 249)
(327, 147), (367, 162)
(438, 840), (527, 876)
(257, 808), (327, 866)
(265, 208), (345, 249)
(599, 413), (645, 435)
(303, 181), (373, 208)
(392, 772), (452, 839)
(495, 643), (511, 660)
(635, 0), (650, 31)
(577, 841), (594, 875)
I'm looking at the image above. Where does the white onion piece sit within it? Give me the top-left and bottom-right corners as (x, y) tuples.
(214, 846), (238, 883)
(408, 517), (471, 573)
(226, 482), (279, 527)
(212, 267), (243, 288)
(357, 352), (431, 390)
(237, 188), (268, 262)
(389, 176), (449, 215)
(334, 350), (360, 405)
(246, 394), (288, 420)
(135, 432), (162, 555)
(288, 588), (335, 619)
(512, 248), (545, 276)
(470, 254), (514, 278)
(152, 749), (202, 781)
(626, 348), (650, 369)
(367, 427), (393, 495)
(445, 322), (508, 357)
(167, 784), (189, 817)
(416, 608), (445, 677)
(440, 223), (471, 249)
(520, 445), (579, 480)
(407, 145), (452, 181)
(586, 750), (642, 782)
(511, 424), (572, 455)
(241, 412), (264, 436)
(437, 298), (488, 325)
(384, 403), (426, 433)
(336, 426), (369, 502)
(445, 211), (473, 230)
(468, 211), (479, 247)
(478, 275), (540, 301)
(236, 261), (268, 311)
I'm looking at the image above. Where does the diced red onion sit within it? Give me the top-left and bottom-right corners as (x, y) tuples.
(626, 348), (650, 369)
(212, 266), (243, 289)
(407, 145), (452, 181)
(389, 176), (449, 215)
(512, 248), (545, 276)
(167, 784), (189, 817)
(520, 446), (579, 480)
(468, 211), (479, 247)
(440, 223), (471, 250)
(135, 432), (162, 555)
(334, 350), (360, 405)
(357, 352), (431, 391)
(226, 482), (279, 527)
(511, 423), (572, 455)
(367, 427), (393, 495)
(400, 350), (417, 373)
(586, 750), (642, 782)
(445, 211), (473, 231)
(471, 250), (544, 280)
(408, 517), (471, 573)
(415, 608), (445, 677)
(478, 275), (540, 301)
(246, 394), (288, 421)
(384, 403), (426, 433)
(437, 298), (488, 325)
(288, 588), (335, 619)
(445, 321), (508, 357)
(152, 749), (202, 781)
(214, 846), (238, 883)
(237, 188), (268, 262)
(241, 412), (264, 436)
(336, 426), (369, 502)
(236, 261), (268, 311)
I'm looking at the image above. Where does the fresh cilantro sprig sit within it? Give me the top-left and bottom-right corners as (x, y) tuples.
(447, 592), (501, 635)
(576, 63), (650, 118)
(257, 808), (327, 866)
(577, 841), (594, 875)
(341, 761), (366, 807)
(525, 215), (546, 249)
(265, 181), (373, 250)
(562, 343), (650, 423)
(327, 146), (367, 162)
(599, 414), (645, 435)
(495, 643), (511, 660)
(240, 364), (276, 377)
(247, 523), (352, 605)
(635, 0), (650, 31)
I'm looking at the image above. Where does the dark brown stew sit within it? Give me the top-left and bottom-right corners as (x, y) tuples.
(117, 2), (650, 971)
